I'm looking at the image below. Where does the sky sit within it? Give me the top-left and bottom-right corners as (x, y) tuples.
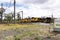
(0, 0), (60, 18)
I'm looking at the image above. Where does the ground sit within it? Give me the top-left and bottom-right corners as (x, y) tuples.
(0, 23), (60, 40)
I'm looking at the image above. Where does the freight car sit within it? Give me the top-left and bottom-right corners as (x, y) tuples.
(20, 17), (52, 23)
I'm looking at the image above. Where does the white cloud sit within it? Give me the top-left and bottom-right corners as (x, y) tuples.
(1, 0), (60, 18)
(0, 0), (10, 3)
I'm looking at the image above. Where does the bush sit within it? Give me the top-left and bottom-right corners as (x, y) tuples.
(14, 35), (20, 40)
(34, 37), (40, 40)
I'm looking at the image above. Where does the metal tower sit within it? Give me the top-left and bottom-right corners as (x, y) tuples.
(0, 3), (5, 23)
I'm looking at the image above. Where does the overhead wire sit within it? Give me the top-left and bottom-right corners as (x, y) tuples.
(5, 0), (14, 13)
(6, 0), (12, 9)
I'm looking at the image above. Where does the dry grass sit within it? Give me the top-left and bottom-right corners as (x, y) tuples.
(0, 24), (53, 31)
(0, 23), (55, 40)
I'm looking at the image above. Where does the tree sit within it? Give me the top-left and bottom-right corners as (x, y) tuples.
(5, 13), (13, 23)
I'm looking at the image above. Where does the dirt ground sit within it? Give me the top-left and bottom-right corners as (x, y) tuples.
(0, 23), (60, 40)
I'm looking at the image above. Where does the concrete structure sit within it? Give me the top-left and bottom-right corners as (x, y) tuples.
(54, 18), (60, 32)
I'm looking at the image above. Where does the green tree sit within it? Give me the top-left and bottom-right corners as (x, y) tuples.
(5, 13), (13, 23)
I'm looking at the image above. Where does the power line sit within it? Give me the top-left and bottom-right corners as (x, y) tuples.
(8, 0), (13, 8)
(3, 0), (13, 10)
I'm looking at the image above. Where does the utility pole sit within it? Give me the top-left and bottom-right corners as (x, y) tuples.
(14, 0), (16, 24)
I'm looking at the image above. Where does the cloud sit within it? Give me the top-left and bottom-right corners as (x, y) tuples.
(1, 0), (60, 18)
(0, 0), (10, 3)
(23, 0), (48, 4)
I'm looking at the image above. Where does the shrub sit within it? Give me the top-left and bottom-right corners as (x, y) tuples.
(34, 37), (40, 40)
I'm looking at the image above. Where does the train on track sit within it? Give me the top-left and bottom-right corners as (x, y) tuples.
(20, 17), (54, 23)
